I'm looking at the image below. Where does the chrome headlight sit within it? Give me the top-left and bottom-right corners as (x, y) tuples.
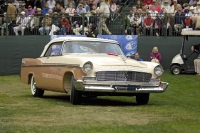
(154, 65), (163, 77)
(82, 61), (93, 74)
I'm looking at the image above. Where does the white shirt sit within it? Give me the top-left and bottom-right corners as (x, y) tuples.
(149, 10), (158, 19)
(30, 18), (34, 27)
(16, 16), (28, 27)
(127, 14), (134, 23)
(47, 0), (56, 9)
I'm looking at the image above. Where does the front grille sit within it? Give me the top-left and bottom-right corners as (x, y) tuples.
(96, 71), (152, 82)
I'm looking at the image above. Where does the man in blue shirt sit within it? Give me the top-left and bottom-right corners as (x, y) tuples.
(76, 3), (86, 15)
(134, 52), (143, 61)
(42, 3), (50, 15)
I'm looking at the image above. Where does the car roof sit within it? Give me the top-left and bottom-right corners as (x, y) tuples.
(50, 36), (119, 44)
(181, 30), (200, 36)
(40, 37), (119, 57)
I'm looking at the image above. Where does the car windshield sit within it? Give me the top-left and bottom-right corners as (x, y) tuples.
(62, 41), (124, 56)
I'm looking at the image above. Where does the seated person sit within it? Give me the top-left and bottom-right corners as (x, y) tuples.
(39, 13), (52, 35)
(85, 24), (98, 38)
(49, 12), (60, 35)
(191, 43), (200, 76)
(26, 14), (39, 35)
(13, 11), (28, 36)
(134, 52), (143, 61)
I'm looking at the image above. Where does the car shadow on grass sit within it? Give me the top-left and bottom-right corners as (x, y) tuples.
(41, 94), (138, 106)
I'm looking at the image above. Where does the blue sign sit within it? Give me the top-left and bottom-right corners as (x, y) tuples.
(50, 35), (138, 56)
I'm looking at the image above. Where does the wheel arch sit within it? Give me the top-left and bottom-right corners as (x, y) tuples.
(63, 72), (74, 93)
(170, 63), (181, 70)
(28, 73), (34, 84)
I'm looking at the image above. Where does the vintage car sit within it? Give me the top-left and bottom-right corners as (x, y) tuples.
(20, 37), (169, 105)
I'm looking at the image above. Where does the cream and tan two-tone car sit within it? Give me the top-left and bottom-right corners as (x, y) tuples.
(20, 37), (169, 105)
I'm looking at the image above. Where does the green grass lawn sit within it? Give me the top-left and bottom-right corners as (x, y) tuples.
(0, 71), (200, 133)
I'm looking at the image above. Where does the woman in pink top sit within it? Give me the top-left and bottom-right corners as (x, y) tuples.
(150, 47), (162, 63)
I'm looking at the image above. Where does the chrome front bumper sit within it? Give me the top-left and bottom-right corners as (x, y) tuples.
(74, 80), (169, 93)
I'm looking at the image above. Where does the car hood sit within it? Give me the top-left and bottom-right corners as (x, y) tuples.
(63, 54), (149, 68)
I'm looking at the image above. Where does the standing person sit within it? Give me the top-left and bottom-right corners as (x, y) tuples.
(191, 43), (200, 76)
(150, 47), (162, 63)
(134, 52), (143, 61)
(96, 0), (112, 35)
(7, 0), (17, 24)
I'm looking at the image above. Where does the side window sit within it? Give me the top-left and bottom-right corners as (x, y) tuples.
(44, 42), (63, 57)
(51, 45), (62, 56)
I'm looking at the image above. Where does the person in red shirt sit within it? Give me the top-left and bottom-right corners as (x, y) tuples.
(184, 13), (193, 29)
(60, 14), (71, 35)
(149, 0), (161, 13)
(143, 0), (153, 5)
(143, 12), (154, 36)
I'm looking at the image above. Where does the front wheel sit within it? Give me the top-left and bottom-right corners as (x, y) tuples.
(30, 75), (44, 97)
(136, 93), (150, 105)
(171, 65), (181, 75)
(70, 76), (82, 105)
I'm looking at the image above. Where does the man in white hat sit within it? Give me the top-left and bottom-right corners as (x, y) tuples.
(189, 6), (195, 17)
(13, 11), (28, 35)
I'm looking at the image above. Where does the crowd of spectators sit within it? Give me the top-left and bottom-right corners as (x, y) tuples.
(0, 0), (122, 36)
(122, 0), (200, 36)
(0, 0), (200, 36)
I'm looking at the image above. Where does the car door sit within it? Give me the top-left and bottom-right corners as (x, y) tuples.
(37, 42), (65, 91)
